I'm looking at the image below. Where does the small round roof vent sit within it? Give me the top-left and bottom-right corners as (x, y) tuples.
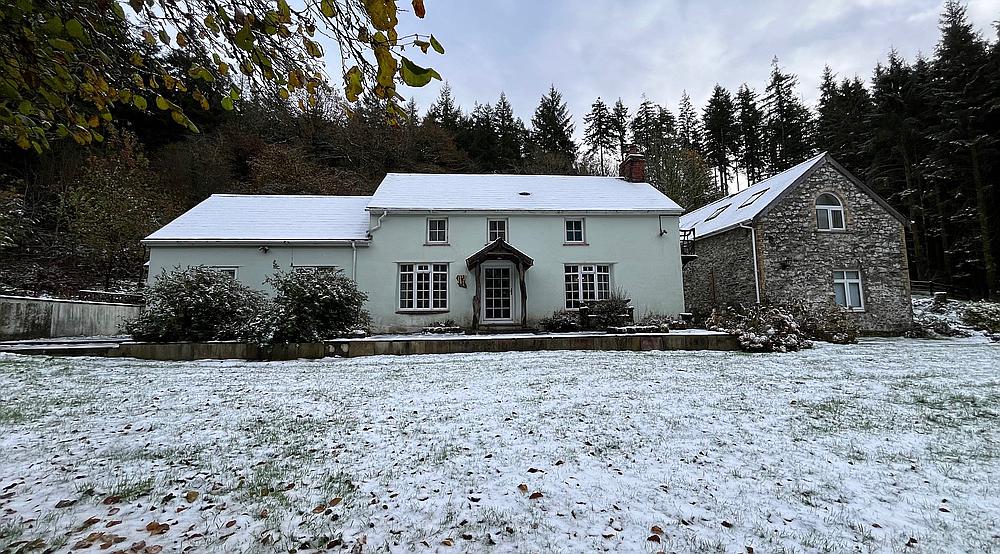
(518, 191), (531, 196)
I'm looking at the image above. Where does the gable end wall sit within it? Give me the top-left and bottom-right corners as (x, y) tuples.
(758, 164), (913, 333)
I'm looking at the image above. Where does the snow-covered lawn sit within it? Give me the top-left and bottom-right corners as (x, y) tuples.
(1, 338), (998, 553)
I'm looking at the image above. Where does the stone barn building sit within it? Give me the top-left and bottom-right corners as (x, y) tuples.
(679, 153), (913, 334)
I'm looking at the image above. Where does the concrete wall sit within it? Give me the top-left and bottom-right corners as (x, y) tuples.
(148, 212), (686, 332)
(759, 165), (913, 333)
(0, 295), (140, 340)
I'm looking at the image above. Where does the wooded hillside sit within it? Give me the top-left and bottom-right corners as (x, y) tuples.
(0, 1), (996, 299)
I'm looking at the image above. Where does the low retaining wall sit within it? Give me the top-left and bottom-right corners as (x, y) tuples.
(112, 342), (326, 361)
(1, 333), (739, 360)
(0, 295), (141, 341)
(326, 332), (739, 358)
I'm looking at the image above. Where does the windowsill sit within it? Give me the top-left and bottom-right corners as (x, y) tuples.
(396, 309), (450, 315)
(816, 229), (848, 233)
(423, 242), (450, 246)
(563, 242), (589, 246)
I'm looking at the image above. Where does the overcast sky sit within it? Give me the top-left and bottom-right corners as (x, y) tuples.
(373, 0), (999, 136)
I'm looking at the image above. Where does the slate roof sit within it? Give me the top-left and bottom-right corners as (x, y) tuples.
(143, 195), (373, 243)
(680, 153), (909, 240)
(679, 153), (829, 239)
(367, 173), (683, 213)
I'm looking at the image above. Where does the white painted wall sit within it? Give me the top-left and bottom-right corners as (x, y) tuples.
(147, 212), (685, 331)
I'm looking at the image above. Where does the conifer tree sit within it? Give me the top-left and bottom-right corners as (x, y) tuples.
(762, 59), (815, 173)
(425, 82), (463, 133)
(816, 67), (873, 175)
(493, 93), (528, 172)
(461, 103), (498, 171)
(611, 99), (631, 156)
(702, 85), (738, 193)
(528, 85), (577, 174)
(677, 91), (703, 153)
(926, 1), (997, 298)
(583, 97), (617, 174)
(735, 85), (766, 186)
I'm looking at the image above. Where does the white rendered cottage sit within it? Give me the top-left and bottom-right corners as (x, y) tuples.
(143, 156), (686, 332)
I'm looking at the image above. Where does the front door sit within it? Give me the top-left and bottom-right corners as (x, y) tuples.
(482, 264), (514, 323)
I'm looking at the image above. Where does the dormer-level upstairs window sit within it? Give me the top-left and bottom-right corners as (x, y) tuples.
(816, 194), (846, 231)
(487, 218), (507, 242)
(426, 218), (448, 244)
(564, 218), (585, 244)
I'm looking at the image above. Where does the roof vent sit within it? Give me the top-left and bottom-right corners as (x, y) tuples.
(518, 191), (531, 196)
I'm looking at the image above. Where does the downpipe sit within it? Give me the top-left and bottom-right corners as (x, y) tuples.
(739, 222), (761, 304)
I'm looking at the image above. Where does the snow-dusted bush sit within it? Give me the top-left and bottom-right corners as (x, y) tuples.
(707, 304), (812, 353)
(538, 310), (580, 332)
(125, 267), (265, 342)
(637, 312), (686, 331)
(586, 287), (632, 329)
(792, 304), (859, 344)
(908, 296), (972, 338)
(246, 268), (370, 343)
(962, 301), (1000, 338)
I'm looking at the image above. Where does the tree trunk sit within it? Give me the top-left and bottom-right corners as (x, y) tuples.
(901, 151), (927, 280)
(970, 143), (998, 300)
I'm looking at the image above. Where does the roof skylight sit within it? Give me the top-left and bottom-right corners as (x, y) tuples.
(738, 188), (769, 209)
(705, 204), (730, 222)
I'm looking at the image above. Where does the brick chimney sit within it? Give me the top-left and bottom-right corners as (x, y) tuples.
(619, 144), (646, 183)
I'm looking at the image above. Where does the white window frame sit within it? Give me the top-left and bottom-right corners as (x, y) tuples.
(564, 218), (586, 244)
(398, 263), (449, 312)
(833, 270), (864, 311)
(426, 217), (449, 245)
(564, 264), (611, 309)
(487, 218), (508, 243)
(816, 193), (846, 231)
(209, 266), (238, 279)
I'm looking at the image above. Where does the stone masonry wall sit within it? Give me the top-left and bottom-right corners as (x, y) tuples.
(758, 164), (913, 333)
(682, 227), (758, 316)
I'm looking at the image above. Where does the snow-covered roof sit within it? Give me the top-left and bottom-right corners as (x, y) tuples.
(143, 195), (372, 243)
(367, 173), (683, 214)
(680, 153), (828, 239)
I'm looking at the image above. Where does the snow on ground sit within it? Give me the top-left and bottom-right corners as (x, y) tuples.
(1, 339), (999, 553)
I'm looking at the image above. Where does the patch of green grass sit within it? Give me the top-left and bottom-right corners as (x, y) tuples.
(0, 405), (30, 425)
(236, 461), (294, 506)
(319, 470), (357, 501)
(105, 475), (155, 501)
(0, 520), (26, 544)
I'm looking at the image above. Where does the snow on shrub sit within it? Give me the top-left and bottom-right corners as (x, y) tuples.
(538, 310), (580, 332)
(125, 266), (265, 342)
(706, 304), (812, 353)
(586, 287), (632, 329)
(245, 268), (370, 344)
(908, 296), (972, 338)
(792, 303), (859, 344)
(961, 301), (1000, 339)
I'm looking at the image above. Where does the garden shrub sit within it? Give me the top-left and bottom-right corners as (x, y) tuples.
(792, 303), (859, 344)
(637, 312), (685, 331)
(538, 310), (580, 332)
(125, 266), (264, 342)
(706, 304), (812, 352)
(961, 301), (1000, 337)
(586, 287), (632, 329)
(253, 268), (371, 343)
